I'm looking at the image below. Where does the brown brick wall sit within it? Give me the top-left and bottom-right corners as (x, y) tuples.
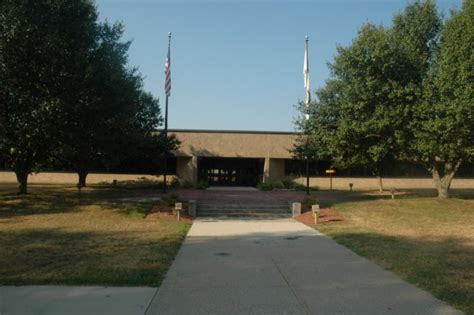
(0, 172), (173, 184)
(291, 176), (474, 190)
(171, 131), (296, 158)
(1, 171), (472, 190)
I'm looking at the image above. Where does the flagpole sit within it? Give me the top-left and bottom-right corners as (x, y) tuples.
(304, 35), (310, 196)
(163, 32), (171, 194)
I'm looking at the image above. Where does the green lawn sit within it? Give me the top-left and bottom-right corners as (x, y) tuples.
(315, 189), (474, 314)
(0, 184), (191, 287)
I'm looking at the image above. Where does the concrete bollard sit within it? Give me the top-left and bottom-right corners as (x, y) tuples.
(188, 200), (197, 217)
(174, 202), (182, 221)
(312, 204), (321, 224)
(292, 202), (301, 218)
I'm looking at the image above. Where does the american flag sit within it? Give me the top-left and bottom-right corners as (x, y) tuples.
(164, 42), (171, 97)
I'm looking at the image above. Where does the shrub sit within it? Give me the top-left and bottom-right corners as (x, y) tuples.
(281, 180), (320, 191)
(292, 182), (307, 191)
(107, 178), (163, 190)
(302, 197), (318, 208)
(195, 180), (209, 190)
(179, 180), (194, 189)
(257, 182), (273, 191)
(169, 178), (181, 189)
(160, 193), (180, 206)
(282, 179), (295, 189)
(272, 181), (285, 189)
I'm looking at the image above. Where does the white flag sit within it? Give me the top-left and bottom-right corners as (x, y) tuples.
(303, 36), (311, 119)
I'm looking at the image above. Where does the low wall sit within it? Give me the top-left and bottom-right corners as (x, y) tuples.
(292, 176), (474, 190)
(0, 171), (173, 185)
(0, 172), (472, 190)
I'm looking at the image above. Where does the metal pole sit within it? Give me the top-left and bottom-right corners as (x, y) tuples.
(162, 32), (171, 194)
(162, 94), (168, 193)
(304, 35), (310, 196)
(306, 153), (310, 195)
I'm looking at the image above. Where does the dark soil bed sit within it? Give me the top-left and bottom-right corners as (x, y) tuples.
(296, 208), (343, 226)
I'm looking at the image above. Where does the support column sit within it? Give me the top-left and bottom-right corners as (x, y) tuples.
(191, 156), (198, 185)
(176, 156), (199, 186)
(263, 157), (270, 183)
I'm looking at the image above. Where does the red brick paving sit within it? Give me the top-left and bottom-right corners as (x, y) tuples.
(176, 189), (314, 203)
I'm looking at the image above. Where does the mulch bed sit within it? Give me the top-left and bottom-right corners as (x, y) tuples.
(146, 210), (194, 223)
(296, 207), (343, 226)
(146, 204), (194, 223)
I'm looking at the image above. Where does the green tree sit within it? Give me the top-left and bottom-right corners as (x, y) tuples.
(52, 21), (170, 188)
(293, 80), (342, 164)
(408, 0), (474, 198)
(319, 24), (406, 192)
(294, 1), (444, 194)
(0, 0), (98, 194)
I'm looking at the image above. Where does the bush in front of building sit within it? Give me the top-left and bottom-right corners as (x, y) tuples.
(282, 179), (320, 191)
(257, 180), (320, 191)
(195, 180), (209, 190)
(257, 182), (274, 191)
(302, 197), (319, 210)
(293, 183), (320, 191)
(272, 181), (285, 189)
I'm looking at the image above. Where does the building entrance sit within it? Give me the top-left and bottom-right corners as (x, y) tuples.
(198, 157), (264, 186)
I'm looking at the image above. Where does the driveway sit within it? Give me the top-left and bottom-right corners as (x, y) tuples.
(147, 218), (460, 315)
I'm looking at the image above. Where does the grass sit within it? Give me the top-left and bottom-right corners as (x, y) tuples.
(0, 184), (191, 287)
(314, 189), (474, 314)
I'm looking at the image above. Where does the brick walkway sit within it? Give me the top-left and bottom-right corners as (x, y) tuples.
(176, 189), (312, 203)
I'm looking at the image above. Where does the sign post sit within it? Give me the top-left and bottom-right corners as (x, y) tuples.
(325, 169), (336, 190)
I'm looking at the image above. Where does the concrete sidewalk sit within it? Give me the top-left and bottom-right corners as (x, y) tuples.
(0, 286), (156, 315)
(147, 218), (461, 315)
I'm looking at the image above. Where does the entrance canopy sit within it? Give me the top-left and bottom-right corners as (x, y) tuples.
(168, 129), (298, 186)
(199, 157), (264, 186)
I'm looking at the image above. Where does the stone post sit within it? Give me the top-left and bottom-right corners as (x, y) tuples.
(312, 204), (320, 224)
(188, 200), (197, 217)
(292, 202), (301, 218)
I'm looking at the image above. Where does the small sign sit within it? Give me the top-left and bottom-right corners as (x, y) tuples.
(325, 169), (336, 174)
(175, 202), (182, 211)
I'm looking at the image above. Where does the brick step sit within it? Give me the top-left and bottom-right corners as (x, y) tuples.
(198, 207), (290, 212)
(198, 204), (290, 211)
(198, 211), (291, 218)
(199, 209), (290, 214)
(197, 202), (291, 217)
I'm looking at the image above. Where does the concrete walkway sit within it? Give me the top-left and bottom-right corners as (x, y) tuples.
(147, 218), (461, 315)
(0, 286), (156, 315)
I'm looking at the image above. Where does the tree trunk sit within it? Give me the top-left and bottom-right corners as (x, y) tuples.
(77, 170), (88, 189)
(15, 170), (29, 195)
(430, 161), (462, 199)
(377, 176), (384, 193)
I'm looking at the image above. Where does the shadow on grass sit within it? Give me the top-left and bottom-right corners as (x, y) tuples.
(0, 226), (189, 287)
(0, 186), (159, 219)
(315, 188), (474, 208)
(325, 231), (474, 314)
